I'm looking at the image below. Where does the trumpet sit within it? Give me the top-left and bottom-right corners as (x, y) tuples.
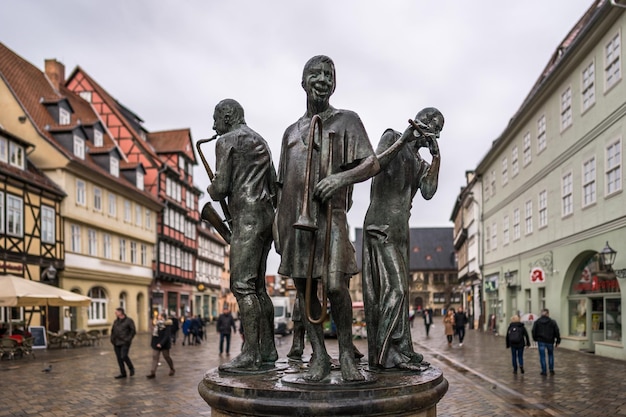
(196, 135), (232, 244)
(294, 115), (333, 325)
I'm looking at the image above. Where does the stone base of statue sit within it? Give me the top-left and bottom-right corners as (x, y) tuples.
(198, 358), (448, 417)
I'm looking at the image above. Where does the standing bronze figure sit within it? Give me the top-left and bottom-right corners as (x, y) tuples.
(207, 99), (278, 372)
(275, 55), (380, 381)
(362, 107), (443, 371)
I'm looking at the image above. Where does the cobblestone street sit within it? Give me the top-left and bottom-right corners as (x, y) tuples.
(1, 321), (625, 416)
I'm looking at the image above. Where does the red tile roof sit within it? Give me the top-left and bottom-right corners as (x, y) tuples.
(148, 128), (196, 162)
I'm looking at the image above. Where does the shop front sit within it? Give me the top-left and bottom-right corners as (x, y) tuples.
(566, 246), (622, 358)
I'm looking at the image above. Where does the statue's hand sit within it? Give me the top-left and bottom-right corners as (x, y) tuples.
(314, 174), (343, 202)
(428, 137), (440, 157)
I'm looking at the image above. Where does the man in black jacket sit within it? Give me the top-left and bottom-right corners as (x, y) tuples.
(110, 307), (136, 379)
(216, 305), (237, 356)
(532, 308), (561, 375)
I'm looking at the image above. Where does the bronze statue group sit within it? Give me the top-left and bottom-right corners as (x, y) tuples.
(205, 55), (443, 382)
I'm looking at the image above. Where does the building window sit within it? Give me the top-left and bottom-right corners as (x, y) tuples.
(108, 193), (116, 217)
(605, 32), (621, 90)
(582, 61), (595, 111)
(141, 244), (147, 266)
(513, 208), (520, 241)
(119, 238), (127, 262)
(511, 146), (519, 177)
(0, 137), (7, 163)
(538, 190), (548, 229)
(0, 192), (4, 234)
(71, 224), (81, 253)
(179, 155), (186, 171)
(560, 87), (572, 132)
(524, 200), (533, 235)
(490, 170), (496, 196)
(491, 223), (497, 250)
(146, 210), (152, 229)
(485, 226), (490, 253)
(124, 200), (131, 222)
(59, 107), (70, 125)
(79, 91), (92, 103)
(130, 242), (137, 264)
(41, 205), (55, 244)
(582, 157), (596, 207)
(523, 132), (531, 166)
(110, 156), (119, 177)
(501, 157), (508, 186)
(137, 171), (144, 190)
(88, 229), (97, 256)
(94, 129), (103, 147)
(103, 234), (112, 259)
(503, 215), (510, 245)
(8, 142), (24, 169)
(537, 114), (547, 152)
(6, 194), (23, 237)
(76, 179), (86, 206)
(93, 187), (102, 211)
(73, 135), (85, 159)
(539, 288), (546, 311)
(87, 287), (107, 324)
(562, 172), (574, 217)
(135, 205), (142, 226)
(606, 138), (622, 195)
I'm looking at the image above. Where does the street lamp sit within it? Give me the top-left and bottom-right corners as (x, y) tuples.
(41, 264), (57, 282)
(599, 241), (617, 272)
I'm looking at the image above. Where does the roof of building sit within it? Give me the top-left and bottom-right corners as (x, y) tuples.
(354, 226), (456, 272)
(148, 128), (196, 162)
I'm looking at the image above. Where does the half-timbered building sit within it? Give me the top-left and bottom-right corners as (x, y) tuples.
(66, 69), (203, 319)
(0, 43), (161, 333)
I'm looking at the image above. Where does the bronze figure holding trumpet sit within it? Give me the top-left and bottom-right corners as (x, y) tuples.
(275, 55), (380, 382)
(206, 98), (278, 372)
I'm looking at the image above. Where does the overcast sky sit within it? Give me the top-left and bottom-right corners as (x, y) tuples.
(1, 1), (594, 273)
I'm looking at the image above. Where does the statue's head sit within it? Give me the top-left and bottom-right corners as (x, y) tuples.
(415, 107), (444, 135)
(213, 99), (246, 135)
(301, 55), (336, 102)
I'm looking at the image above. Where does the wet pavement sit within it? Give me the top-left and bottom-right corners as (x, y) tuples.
(0, 321), (624, 416)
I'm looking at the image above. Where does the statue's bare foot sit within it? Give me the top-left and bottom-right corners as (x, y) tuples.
(304, 354), (331, 381)
(219, 351), (261, 371)
(340, 355), (365, 381)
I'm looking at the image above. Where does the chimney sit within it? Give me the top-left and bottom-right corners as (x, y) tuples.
(44, 59), (65, 91)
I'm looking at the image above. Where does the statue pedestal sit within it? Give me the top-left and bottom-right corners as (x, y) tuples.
(198, 361), (448, 417)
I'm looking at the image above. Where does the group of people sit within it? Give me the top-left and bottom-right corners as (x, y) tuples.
(442, 307), (469, 347)
(506, 308), (561, 376)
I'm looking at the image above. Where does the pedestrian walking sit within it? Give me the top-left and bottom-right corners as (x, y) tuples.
(506, 314), (530, 374)
(170, 314), (179, 345)
(444, 309), (455, 347)
(190, 315), (202, 345)
(146, 313), (175, 378)
(423, 306), (434, 337)
(216, 305), (237, 355)
(454, 307), (469, 346)
(182, 315), (192, 346)
(110, 307), (136, 379)
(532, 308), (561, 375)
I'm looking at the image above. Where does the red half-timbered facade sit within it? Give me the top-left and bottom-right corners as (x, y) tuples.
(67, 69), (202, 319)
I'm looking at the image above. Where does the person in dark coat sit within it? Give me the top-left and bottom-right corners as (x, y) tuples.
(216, 305), (237, 355)
(423, 307), (434, 337)
(190, 315), (202, 346)
(182, 315), (192, 346)
(147, 313), (175, 378)
(532, 308), (561, 375)
(170, 314), (179, 345)
(454, 307), (469, 346)
(506, 314), (531, 374)
(110, 307), (136, 379)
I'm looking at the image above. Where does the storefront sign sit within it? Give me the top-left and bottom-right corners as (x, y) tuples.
(530, 267), (545, 284)
(1, 262), (24, 273)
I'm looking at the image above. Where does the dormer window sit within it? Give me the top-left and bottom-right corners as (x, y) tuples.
(94, 129), (103, 147)
(179, 155), (186, 171)
(59, 107), (70, 125)
(110, 156), (119, 177)
(73, 135), (85, 159)
(137, 171), (144, 190)
(9, 142), (25, 169)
